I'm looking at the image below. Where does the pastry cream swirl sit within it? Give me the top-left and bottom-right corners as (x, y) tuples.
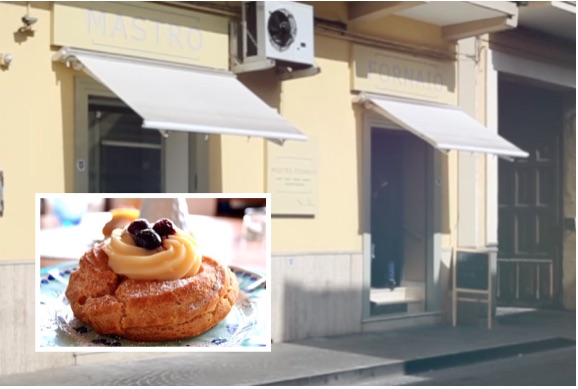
(103, 228), (202, 280)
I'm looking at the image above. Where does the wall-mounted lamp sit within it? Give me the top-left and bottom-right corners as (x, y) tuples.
(19, 2), (37, 33)
(21, 14), (38, 30)
(0, 53), (14, 68)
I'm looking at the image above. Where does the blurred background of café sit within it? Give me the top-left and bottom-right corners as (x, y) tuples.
(38, 195), (268, 273)
(40, 197), (267, 229)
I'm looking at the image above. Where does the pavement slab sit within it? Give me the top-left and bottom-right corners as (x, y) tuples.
(0, 309), (574, 386)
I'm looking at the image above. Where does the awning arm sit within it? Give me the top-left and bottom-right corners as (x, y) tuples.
(52, 47), (83, 70)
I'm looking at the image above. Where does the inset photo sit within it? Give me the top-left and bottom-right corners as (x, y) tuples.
(36, 194), (270, 352)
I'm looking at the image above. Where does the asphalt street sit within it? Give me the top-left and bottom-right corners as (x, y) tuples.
(359, 346), (576, 386)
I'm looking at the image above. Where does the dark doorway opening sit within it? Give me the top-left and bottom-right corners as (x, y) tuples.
(88, 97), (163, 193)
(369, 128), (428, 316)
(371, 129), (405, 289)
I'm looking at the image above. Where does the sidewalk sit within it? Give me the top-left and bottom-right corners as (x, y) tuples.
(1, 309), (575, 386)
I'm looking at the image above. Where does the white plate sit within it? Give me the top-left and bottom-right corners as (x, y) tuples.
(39, 263), (267, 348)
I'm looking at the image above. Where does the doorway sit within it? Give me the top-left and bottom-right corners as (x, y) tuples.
(370, 128), (427, 315)
(371, 129), (404, 288)
(88, 97), (163, 193)
(497, 78), (564, 307)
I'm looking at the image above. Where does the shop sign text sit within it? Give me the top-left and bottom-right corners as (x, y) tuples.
(367, 57), (445, 92)
(352, 45), (456, 105)
(53, 2), (228, 69)
(86, 10), (204, 54)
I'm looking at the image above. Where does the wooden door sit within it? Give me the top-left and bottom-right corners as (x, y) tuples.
(497, 79), (563, 307)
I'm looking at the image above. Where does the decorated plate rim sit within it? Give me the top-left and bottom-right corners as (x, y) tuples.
(38, 262), (268, 350)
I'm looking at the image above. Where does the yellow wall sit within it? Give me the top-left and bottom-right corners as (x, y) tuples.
(273, 35), (361, 252)
(0, 0), (462, 259)
(0, 1), (232, 260)
(218, 2), (460, 253)
(217, 33), (362, 252)
(217, 70), (281, 193)
(219, 136), (266, 193)
(0, 2), (69, 260)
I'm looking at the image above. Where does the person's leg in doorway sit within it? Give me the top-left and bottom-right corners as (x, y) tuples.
(386, 260), (396, 290)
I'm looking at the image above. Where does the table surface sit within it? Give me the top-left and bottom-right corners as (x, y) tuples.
(38, 212), (267, 273)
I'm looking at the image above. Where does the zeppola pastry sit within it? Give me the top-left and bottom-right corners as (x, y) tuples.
(65, 217), (239, 342)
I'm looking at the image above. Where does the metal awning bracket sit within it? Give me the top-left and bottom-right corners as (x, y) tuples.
(53, 47), (84, 71)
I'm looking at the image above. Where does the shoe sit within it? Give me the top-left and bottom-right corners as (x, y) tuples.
(387, 278), (397, 291)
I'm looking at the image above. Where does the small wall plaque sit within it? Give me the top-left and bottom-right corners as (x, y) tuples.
(266, 138), (318, 216)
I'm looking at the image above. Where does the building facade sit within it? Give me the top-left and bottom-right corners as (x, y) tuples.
(0, 0), (574, 376)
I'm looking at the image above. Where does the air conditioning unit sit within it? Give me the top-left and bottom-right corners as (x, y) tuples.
(231, 1), (318, 77)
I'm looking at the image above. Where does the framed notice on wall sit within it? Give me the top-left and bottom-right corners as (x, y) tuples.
(452, 247), (493, 329)
(266, 138), (318, 216)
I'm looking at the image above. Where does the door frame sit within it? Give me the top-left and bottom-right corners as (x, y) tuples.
(74, 76), (208, 193)
(74, 76), (118, 192)
(361, 112), (443, 321)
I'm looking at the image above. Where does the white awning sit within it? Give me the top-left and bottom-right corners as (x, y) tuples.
(356, 93), (528, 159)
(53, 48), (307, 142)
